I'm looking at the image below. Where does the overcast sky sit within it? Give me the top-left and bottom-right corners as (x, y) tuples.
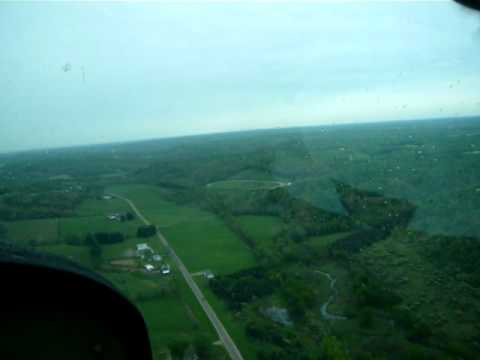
(0, 1), (479, 152)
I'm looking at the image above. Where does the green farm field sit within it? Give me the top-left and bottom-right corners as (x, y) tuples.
(306, 232), (352, 256)
(108, 185), (212, 227)
(109, 184), (256, 275)
(41, 243), (93, 268)
(235, 215), (283, 251)
(75, 197), (132, 216)
(161, 216), (255, 275)
(58, 216), (143, 240)
(5, 218), (59, 245)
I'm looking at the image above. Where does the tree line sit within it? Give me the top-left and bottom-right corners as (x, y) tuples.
(136, 225), (157, 238)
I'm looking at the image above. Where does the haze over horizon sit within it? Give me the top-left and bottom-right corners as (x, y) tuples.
(1, 114), (480, 156)
(1, 1), (479, 153)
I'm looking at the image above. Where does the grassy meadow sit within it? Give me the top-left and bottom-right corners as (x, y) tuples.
(5, 218), (60, 245)
(235, 215), (283, 251)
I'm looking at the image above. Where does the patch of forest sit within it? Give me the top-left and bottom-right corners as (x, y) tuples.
(209, 186), (354, 239)
(351, 230), (480, 360)
(421, 233), (480, 288)
(330, 181), (417, 254)
(0, 182), (101, 221)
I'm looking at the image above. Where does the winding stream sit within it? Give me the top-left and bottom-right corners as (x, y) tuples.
(316, 271), (348, 321)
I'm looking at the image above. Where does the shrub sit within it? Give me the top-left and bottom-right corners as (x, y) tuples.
(65, 234), (83, 246)
(358, 307), (374, 328)
(137, 225), (157, 238)
(321, 336), (351, 360)
(93, 232), (125, 244)
(169, 340), (189, 359)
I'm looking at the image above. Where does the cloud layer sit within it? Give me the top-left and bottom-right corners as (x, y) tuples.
(0, 1), (479, 152)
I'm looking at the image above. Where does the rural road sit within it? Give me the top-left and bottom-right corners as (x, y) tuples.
(109, 193), (244, 360)
(315, 271), (348, 321)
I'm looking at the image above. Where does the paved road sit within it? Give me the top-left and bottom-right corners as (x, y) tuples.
(109, 193), (244, 360)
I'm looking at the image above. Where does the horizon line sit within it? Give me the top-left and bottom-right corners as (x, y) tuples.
(1, 114), (479, 156)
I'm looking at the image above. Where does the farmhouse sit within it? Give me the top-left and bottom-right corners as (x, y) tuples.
(204, 270), (215, 280)
(144, 264), (155, 272)
(107, 213), (121, 221)
(136, 243), (153, 257)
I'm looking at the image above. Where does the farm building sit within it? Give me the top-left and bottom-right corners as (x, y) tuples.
(144, 264), (155, 272)
(107, 212), (133, 222)
(107, 213), (121, 221)
(204, 270), (215, 280)
(136, 243), (153, 257)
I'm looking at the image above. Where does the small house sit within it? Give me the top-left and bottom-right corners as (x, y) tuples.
(107, 213), (121, 221)
(153, 254), (162, 262)
(204, 271), (215, 280)
(136, 243), (153, 257)
(137, 243), (152, 252)
(144, 264), (155, 272)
